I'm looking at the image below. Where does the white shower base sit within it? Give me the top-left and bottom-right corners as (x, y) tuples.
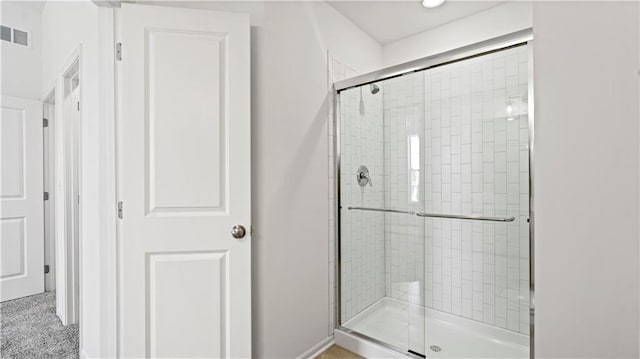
(342, 297), (528, 358)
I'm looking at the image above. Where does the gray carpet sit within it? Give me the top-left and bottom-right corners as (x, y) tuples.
(1, 291), (78, 359)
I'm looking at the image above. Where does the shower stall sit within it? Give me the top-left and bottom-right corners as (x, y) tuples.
(334, 30), (534, 358)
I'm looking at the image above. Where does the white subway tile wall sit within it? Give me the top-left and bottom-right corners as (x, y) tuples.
(337, 75), (386, 323)
(383, 45), (530, 334)
(382, 72), (426, 307)
(329, 54), (384, 332)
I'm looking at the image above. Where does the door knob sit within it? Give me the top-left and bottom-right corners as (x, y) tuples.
(231, 225), (246, 239)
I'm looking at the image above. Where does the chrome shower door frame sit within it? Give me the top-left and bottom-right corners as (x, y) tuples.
(333, 28), (536, 359)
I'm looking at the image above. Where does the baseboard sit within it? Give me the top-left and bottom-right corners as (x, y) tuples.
(296, 335), (335, 359)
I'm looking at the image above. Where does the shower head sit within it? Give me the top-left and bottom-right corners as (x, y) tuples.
(370, 83), (380, 95)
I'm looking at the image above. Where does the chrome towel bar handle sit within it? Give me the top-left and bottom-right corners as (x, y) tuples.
(347, 206), (516, 223)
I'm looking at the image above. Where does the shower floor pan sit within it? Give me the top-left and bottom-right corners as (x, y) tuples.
(343, 297), (528, 358)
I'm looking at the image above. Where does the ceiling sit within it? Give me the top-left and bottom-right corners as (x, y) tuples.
(328, 1), (505, 44)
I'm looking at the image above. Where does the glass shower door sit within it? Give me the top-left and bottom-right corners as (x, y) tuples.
(409, 44), (531, 358)
(379, 72), (427, 355)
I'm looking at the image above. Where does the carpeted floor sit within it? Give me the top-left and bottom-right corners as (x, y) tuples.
(1, 291), (78, 359)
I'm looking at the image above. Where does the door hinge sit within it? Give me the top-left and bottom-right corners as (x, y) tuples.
(43, 118), (49, 127)
(44, 265), (50, 274)
(44, 192), (49, 201)
(77, 101), (80, 111)
(116, 42), (122, 61)
(118, 201), (123, 219)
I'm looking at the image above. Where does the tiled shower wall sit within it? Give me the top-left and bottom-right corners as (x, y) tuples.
(337, 79), (386, 324)
(328, 55), (386, 329)
(383, 45), (530, 334)
(382, 72), (426, 306)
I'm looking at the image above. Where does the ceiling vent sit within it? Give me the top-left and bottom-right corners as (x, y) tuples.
(0, 25), (30, 47)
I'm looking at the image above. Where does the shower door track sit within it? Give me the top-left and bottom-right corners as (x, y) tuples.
(333, 27), (535, 359)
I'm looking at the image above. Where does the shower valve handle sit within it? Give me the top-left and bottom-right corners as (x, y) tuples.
(356, 165), (372, 187)
(360, 173), (372, 186)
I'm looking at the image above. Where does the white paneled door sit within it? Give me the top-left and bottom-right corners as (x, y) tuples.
(117, 4), (251, 358)
(1, 96), (44, 302)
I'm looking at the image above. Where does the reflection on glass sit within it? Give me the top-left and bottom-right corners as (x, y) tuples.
(409, 134), (421, 203)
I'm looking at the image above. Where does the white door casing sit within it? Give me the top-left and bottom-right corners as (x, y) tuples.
(55, 70), (82, 326)
(43, 98), (56, 293)
(49, 58), (82, 326)
(68, 75), (81, 324)
(1, 96), (44, 302)
(117, 4), (251, 358)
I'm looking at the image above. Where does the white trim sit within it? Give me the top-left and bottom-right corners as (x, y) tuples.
(52, 45), (82, 330)
(334, 329), (409, 359)
(97, 7), (118, 358)
(43, 93), (56, 293)
(114, 6), (124, 356)
(296, 336), (335, 359)
(63, 56), (81, 327)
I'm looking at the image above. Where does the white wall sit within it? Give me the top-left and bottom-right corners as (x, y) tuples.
(533, 2), (639, 358)
(382, 1), (532, 68)
(41, 2), (115, 357)
(252, 2), (382, 357)
(1, 2), (42, 99)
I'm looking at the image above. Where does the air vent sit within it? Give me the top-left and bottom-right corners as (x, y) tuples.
(0, 26), (11, 42)
(0, 25), (30, 47)
(13, 29), (28, 46)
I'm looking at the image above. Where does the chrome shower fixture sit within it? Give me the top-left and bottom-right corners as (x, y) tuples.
(370, 83), (380, 95)
(356, 165), (372, 187)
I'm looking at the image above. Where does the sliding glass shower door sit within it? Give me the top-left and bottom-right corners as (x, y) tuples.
(337, 42), (532, 358)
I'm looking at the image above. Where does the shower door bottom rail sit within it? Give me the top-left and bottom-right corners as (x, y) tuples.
(346, 206), (516, 222)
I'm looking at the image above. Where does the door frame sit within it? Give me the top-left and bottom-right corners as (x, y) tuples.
(90, 5), (119, 357)
(43, 91), (56, 293)
(62, 57), (82, 326)
(46, 47), (83, 327)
